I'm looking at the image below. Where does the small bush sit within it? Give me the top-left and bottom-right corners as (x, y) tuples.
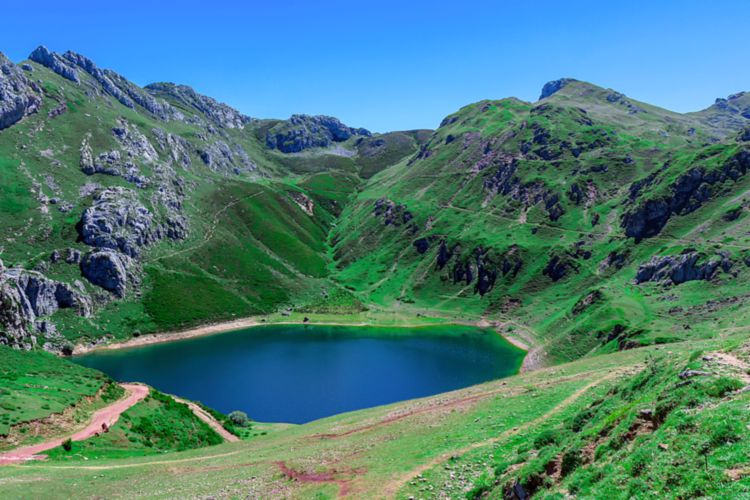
(228, 410), (250, 427)
(62, 438), (72, 452)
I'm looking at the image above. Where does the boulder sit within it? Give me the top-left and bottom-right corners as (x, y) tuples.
(80, 250), (131, 297)
(79, 187), (160, 258)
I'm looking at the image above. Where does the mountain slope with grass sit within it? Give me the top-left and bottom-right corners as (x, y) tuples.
(0, 46), (428, 351)
(3, 47), (750, 498)
(331, 78), (750, 367)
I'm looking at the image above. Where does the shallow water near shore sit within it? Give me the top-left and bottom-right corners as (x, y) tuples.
(73, 324), (525, 424)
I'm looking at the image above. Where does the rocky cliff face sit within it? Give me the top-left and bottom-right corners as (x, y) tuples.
(0, 266), (90, 350)
(623, 149), (750, 241)
(144, 82), (249, 129)
(634, 251), (732, 285)
(266, 114), (370, 153)
(0, 52), (41, 130)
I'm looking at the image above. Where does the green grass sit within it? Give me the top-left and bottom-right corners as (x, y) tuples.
(44, 390), (223, 461)
(0, 346), (122, 444)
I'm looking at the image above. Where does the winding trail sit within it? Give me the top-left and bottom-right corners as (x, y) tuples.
(172, 397), (239, 443)
(0, 384), (149, 465)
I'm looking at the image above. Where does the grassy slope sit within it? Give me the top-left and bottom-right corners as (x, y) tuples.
(0, 346), (123, 449)
(331, 83), (750, 366)
(43, 389), (223, 461)
(3, 335), (750, 498)
(0, 58), (426, 345)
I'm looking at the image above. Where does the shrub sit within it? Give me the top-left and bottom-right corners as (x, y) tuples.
(62, 438), (72, 452)
(228, 410), (250, 427)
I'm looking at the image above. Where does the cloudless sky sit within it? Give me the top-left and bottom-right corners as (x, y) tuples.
(2, 0), (749, 132)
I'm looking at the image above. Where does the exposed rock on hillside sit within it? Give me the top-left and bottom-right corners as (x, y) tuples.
(634, 251), (732, 285)
(80, 250), (132, 297)
(266, 114), (370, 153)
(152, 127), (192, 169)
(0, 269), (90, 349)
(79, 187), (160, 258)
(373, 198), (414, 227)
(482, 154), (566, 221)
(623, 150), (750, 240)
(290, 191), (314, 216)
(29, 45), (79, 82)
(198, 140), (256, 174)
(0, 52), (41, 130)
(145, 82), (248, 129)
(539, 78), (576, 100)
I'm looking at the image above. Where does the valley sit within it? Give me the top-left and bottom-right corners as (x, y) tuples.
(2, 43), (750, 498)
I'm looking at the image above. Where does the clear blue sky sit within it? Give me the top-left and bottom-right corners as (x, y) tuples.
(2, 0), (749, 132)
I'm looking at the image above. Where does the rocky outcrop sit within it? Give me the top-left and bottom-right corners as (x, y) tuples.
(79, 187), (160, 258)
(266, 114), (371, 153)
(543, 253), (579, 281)
(482, 153), (566, 221)
(439, 244), (523, 296)
(152, 128), (192, 169)
(539, 78), (576, 100)
(80, 250), (132, 297)
(198, 140), (256, 174)
(623, 150), (750, 240)
(28, 46), (79, 82)
(373, 198), (415, 228)
(634, 251), (732, 285)
(145, 82), (248, 129)
(0, 269), (91, 349)
(289, 191), (314, 216)
(0, 52), (41, 130)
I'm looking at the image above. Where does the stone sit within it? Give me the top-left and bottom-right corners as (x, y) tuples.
(80, 250), (131, 297)
(145, 82), (248, 129)
(634, 251), (732, 285)
(266, 114), (371, 153)
(79, 187), (159, 258)
(28, 46), (79, 82)
(0, 52), (42, 130)
(539, 78), (576, 100)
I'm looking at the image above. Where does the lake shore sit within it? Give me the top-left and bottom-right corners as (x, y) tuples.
(73, 310), (534, 365)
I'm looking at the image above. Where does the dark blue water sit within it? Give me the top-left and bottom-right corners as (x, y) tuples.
(73, 324), (524, 424)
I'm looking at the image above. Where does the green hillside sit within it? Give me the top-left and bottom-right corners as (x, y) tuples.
(3, 47), (750, 498)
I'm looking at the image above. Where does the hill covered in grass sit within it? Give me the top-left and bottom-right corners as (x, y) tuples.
(4, 47), (750, 497)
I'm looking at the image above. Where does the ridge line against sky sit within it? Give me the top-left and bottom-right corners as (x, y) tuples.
(2, 0), (749, 132)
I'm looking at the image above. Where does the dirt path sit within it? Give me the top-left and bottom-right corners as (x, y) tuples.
(0, 384), (149, 465)
(172, 397), (239, 443)
(379, 370), (626, 498)
(708, 351), (750, 383)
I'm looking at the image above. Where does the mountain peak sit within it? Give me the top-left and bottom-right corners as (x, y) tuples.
(539, 78), (578, 100)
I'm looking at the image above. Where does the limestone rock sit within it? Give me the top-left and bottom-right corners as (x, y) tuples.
(266, 114), (371, 153)
(539, 78), (576, 100)
(79, 187), (159, 258)
(80, 250), (132, 297)
(28, 46), (79, 82)
(634, 251), (732, 285)
(145, 82), (248, 129)
(0, 52), (41, 130)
